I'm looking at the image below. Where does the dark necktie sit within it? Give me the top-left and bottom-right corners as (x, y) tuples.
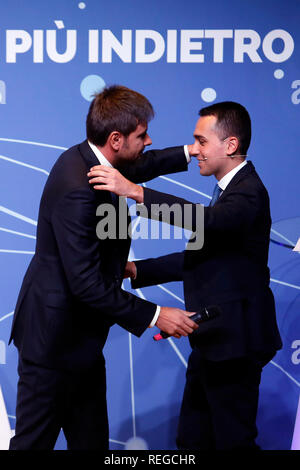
(209, 184), (222, 206)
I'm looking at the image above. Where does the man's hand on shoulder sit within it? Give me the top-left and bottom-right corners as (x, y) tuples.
(88, 166), (144, 203)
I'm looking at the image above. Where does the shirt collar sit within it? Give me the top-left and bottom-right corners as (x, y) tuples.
(88, 141), (114, 168)
(217, 160), (247, 192)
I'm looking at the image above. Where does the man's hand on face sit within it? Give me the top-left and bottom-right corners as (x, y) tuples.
(88, 166), (144, 203)
(156, 307), (198, 339)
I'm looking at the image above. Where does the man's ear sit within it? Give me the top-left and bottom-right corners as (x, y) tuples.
(225, 136), (239, 156)
(108, 131), (124, 151)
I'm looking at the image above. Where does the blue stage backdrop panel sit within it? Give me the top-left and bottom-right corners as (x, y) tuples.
(0, 0), (299, 450)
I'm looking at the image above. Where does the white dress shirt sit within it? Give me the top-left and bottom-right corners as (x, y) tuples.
(88, 141), (113, 166)
(217, 160), (248, 194)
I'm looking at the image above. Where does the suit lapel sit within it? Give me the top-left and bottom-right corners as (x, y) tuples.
(79, 140), (131, 245)
(78, 140), (118, 208)
(217, 161), (255, 202)
(78, 140), (100, 169)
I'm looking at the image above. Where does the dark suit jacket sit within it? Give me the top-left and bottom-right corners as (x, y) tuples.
(9, 141), (188, 370)
(132, 161), (282, 361)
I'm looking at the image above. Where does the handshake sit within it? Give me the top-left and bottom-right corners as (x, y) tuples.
(124, 261), (198, 340)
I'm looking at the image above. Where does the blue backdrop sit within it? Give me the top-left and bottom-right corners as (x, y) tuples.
(0, 0), (299, 450)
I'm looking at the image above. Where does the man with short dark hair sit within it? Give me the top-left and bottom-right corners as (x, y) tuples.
(9, 85), (198, 450)
(89, 101), (282, 449)
(86, 85), (155, 148)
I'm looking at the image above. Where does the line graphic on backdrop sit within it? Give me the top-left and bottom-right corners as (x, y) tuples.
(0, 206), (37, 226)
(0, 312), (14, 324)
(128, 331), (136, 439)
(0, 227), (36, 240)
(270, 278), (300, 291)
(0, 250), (35, 254)
(270, 228), (295, 246)
(167, 337), (188, 368)
(270, 361), (300, 388)
(109, 438), (127, 446)
(0, 138), (67, 151)
(0, 155), (50, 176)
(157, 284), (185, 304)
(159, 175), (212, 199)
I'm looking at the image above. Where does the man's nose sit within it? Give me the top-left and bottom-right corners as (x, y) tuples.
(144, 134), (152, 146)
(189, 141), (201, 157)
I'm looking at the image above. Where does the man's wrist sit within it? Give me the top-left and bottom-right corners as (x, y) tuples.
(131, 183), (144, 203)
(131, 262), (137, 280)
(184, 145), (191, 163)
(149, 305), (161, 328)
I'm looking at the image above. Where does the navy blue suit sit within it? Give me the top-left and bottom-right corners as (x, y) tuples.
(132, 161), (282, 449)
(9, 141), (188, 450)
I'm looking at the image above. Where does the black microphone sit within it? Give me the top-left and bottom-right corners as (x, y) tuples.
(153, 305), (221, 341)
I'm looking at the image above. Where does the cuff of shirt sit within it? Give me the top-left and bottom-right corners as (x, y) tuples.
(184, 145), (191, 163)
(149, 305), (161, 328)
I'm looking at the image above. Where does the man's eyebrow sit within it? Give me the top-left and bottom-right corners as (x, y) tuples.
(194, 133), (206, 140)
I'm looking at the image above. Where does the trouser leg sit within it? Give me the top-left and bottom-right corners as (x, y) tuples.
(62, 362), (109, 450)
(177, 350), (265, 450)
(9, 356), (109, 451)
(177, 350), (215, 450)
(9, 356), (62, 450)
(203, 356), (263, 450)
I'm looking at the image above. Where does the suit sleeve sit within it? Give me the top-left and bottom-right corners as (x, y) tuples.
(51, 187), (156, 337)
(120, 146), (188, 183)
(132, 252), (184, 289)
(142, 185), (261, 235)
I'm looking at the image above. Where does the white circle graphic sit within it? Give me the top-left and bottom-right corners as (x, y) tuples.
(80, 75), (106, 101)
(201, 88), (217, 103)
(125, 437), (148, 450)
(274, 69), (284, 79)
